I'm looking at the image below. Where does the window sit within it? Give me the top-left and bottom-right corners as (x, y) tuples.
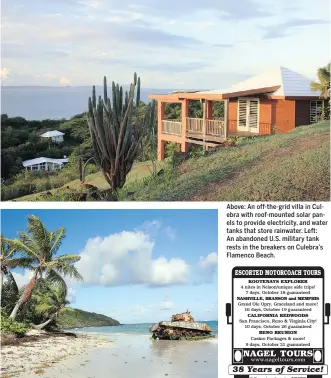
(310, 100), (324, 123)
(238, 98), (259, 131)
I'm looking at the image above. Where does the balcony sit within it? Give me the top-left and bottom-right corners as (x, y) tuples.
(161, 118), (272, 141)
(186, 117), (226, 141)
(162, 118), (226, 141)
(162, 120), (182, 136)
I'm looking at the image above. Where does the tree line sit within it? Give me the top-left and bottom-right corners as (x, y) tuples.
(1, 215), (82, 334)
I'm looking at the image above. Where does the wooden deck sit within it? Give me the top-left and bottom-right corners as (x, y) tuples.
(161, 118), (271, 144)
(162, 117), (227, 144)
(228, 131), (259, 137)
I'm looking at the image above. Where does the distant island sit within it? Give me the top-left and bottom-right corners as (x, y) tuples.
(57, 308), (120, 329)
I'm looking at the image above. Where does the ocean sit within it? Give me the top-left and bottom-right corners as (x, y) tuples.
(0, 86), (176, 121)
(73, 320), (218, 337)
(26, 323), (218, 378)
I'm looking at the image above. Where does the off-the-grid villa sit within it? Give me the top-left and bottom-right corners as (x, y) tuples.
(23, 157), (68, 172)
(40, 130), (65, 143)
(149, 67), (327, 161)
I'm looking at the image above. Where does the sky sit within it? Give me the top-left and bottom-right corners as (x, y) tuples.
(1, 0), (330, 89)
(1, 209), (218, 323)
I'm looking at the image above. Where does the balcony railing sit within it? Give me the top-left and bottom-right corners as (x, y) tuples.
(160, 118), (271, 139)
(187, 118), (204, 134)
(259, 122), (272, 135)
(162, 120), (182, 136)
(205, 119), (225, 137)
(162, 118), (227, 139)
(186, 117), (226, 138)
(228, 120), (272, 136)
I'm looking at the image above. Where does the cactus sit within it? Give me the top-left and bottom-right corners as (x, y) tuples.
(79, 156), (97, 183)
(87, 73), (156, 192)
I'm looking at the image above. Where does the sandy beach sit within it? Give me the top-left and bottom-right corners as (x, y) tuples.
(1, 333), (112, 378)
(1, 332), (217, 378)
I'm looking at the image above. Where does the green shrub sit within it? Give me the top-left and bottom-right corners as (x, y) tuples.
(1, 163), (98, 201)
(189, 146), (203, 158)
(1, 310), (30, 337)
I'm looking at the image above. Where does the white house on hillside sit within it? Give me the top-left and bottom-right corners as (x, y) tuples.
(23, 157), (68, 172)
(40, 130), (65, 143)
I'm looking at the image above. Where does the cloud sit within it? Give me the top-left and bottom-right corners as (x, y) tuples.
(130, 305), (151, 313)
(104, 0), (270, 20)
(141, 220), (163, 232)
(163, 226), (176, 241)
(65, 0), (271, 21)
(195, 252), (218, 283)
(36, 73), (56, 80)
(60, 76), (71, 85)
(160, 300), (174, 310)
(129, 297), (174, 313)
(212, 43), (235, 48)
(140, 220), (176, 240)
(73, 230), (189, 287)
(11, 270), (33, 288)
(262, 18), (329, 39)
(1, 68), (11, 80)
(67, 287), (76, 303)
(150, 257), (189, 286)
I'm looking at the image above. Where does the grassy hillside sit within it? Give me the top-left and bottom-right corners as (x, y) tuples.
(14, 160), (163, 201)
(13, 121), (330, 202)
(57, 308), (120, 329)
(119, 121), (330, 201)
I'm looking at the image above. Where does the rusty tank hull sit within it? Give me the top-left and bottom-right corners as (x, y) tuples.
(149, 320), (213, 340)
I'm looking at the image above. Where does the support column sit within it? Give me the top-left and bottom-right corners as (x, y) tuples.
(224, 99), (229, 138)
(181, 99), (189, 153)
(157, 139), (165, 161)
(206, 100), (213, 119)
(202, 99), (207, 151)
(157, 101), (165, 161)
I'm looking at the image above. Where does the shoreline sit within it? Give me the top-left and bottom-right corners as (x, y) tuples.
(1, 329), (218, 378)
(1, 332), (112, 378)
(61, 323), (121, 330)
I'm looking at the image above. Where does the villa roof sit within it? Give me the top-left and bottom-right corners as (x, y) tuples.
(199, 67), (320, 98)
(23, 157), (68, 167)
(149, 67), (320, 100)
(40, 130), (65, 137)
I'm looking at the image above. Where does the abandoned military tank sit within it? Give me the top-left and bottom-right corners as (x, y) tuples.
(149, 311), (214, 340)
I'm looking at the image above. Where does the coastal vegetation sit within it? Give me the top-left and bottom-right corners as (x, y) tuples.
(1, 95), (222, 201)
(1, 216), (80, 342)
(311, 63), (330, 101)
(1, 215), (120, 344)
(57, 308), (120, 329)
(87, 74), (156, 192)
(10, 120), (330, 202)
(4, 215), (82, 321)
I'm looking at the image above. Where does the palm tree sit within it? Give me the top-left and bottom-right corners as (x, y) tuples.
(32, 281), (74, 330)
(311, 63), (331, 99)
(0, 235), (34, 294)
(4, 215), (83, 321)
(311, 63), (331, 120)
(1, 268), (19, 313)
